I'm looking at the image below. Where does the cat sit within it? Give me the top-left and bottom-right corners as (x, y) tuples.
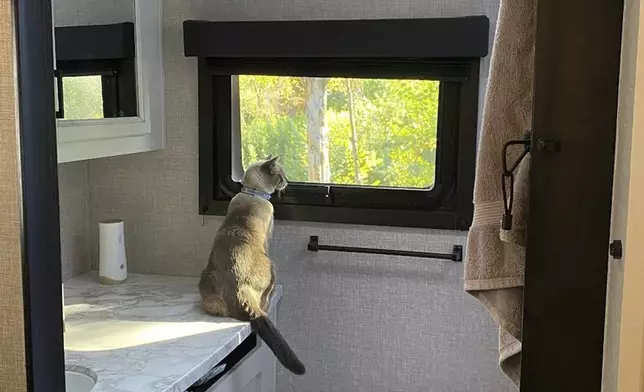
(199, 156), (305, 375)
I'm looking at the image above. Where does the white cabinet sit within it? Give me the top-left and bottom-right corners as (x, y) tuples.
(202, 304), (280, 392)
(52, 0), (165, 163)
(205, 341), (276, 392)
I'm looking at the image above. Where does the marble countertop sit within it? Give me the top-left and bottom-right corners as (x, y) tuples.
(63, 271), (282, 392)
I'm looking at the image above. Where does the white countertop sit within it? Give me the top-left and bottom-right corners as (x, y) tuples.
(63, 271), (282, 392)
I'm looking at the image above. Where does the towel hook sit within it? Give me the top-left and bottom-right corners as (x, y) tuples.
(501, 131), (532, 230)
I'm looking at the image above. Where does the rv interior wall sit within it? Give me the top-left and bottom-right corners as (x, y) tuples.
(57, 0), (515, 391)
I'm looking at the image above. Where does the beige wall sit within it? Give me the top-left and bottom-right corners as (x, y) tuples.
(0, 0), (27, 390)
(58, 161), (91, 281)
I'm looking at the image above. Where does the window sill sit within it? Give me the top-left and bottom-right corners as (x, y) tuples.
(203, 200), (470, 230)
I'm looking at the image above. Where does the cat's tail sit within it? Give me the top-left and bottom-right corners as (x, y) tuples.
(250, 314), (306, 375)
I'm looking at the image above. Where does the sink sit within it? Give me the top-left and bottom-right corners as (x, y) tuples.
(65, 365), (97, 392)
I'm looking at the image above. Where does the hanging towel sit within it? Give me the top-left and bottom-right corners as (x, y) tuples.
(464, 0), (536, 388)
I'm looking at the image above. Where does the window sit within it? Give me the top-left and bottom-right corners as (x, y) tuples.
(185, 17), (489, 229)
(237, 76), (439, 189)
(54, 23), (137, 120)
(61, 75), (104, 120)
(55, 60), (137, 120)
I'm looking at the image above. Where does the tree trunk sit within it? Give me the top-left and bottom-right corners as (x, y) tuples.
(346, 79), (361, 184)
(305, 77), (330, 182)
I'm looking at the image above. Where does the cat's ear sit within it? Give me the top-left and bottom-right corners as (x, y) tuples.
(265, 156), (279, 165)
(264, 154), (273, 160)
(262, 155), (279, 170)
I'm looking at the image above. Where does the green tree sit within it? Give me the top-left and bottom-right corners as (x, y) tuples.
(62, 75), (104, 120)
(305, 78), (330, 182)
(238, 75), (440, 189)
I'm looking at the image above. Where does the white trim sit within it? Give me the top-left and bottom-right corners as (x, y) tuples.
(57, 133), (162, 163)
(56, 0), (165, 162)
(231, 76), (244, 182)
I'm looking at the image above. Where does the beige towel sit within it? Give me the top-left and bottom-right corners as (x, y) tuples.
(464, 0), (536, 388)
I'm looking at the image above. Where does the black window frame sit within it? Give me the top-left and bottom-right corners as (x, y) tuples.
(184, 17), (489, 230)
(54, 22), (137, 119)
(56, 58), (137, 119)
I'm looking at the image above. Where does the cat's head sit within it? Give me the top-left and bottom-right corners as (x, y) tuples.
(241, 155), (288, 195)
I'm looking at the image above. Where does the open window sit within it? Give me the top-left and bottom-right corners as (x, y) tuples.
(184, 17), (489, 229)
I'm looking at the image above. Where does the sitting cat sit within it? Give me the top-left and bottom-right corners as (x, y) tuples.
(199, 156), (305, 375)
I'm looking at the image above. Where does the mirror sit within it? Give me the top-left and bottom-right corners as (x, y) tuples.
(53, 0), (137, 121)
(53, 0), (165, 164)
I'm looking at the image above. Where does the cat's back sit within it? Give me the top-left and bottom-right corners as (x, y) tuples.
(211, 193), (273, 253)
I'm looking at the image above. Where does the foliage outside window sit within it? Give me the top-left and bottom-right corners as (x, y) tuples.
(61, 75), (104, 120)
(238, 76), (439, 189)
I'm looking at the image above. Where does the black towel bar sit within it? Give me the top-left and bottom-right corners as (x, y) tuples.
(307, 236), (463, 262)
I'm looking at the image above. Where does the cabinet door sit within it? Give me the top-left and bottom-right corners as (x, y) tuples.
(204, 295), (280, 392)
(206, 342), (276, 392)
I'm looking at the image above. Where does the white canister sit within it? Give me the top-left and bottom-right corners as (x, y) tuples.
(99, 219), (127, 284)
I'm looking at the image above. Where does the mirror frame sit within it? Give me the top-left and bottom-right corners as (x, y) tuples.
(55, 0), (165, 163)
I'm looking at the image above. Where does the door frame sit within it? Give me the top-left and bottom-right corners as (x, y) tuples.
(15, 0), (625, 391)
(520, 0), (624, 391)
(605, 0), (644, 390)
(14, 0), (66, 391)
